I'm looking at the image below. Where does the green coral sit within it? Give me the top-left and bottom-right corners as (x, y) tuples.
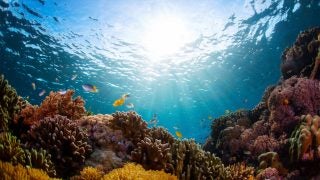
(0, 75), (19, 132)
(0, 132), (25, 165)
(289, 114), (320, 161)
(168, 139), (227, 180)
(24, 148), (56, 177)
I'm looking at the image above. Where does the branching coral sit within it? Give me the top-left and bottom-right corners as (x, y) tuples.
(256, 167), (280, 180)
(289, 114), (320, 161)
(102, 163), (177, 180)
(0, 132), (25, 165)
(26, 115), (92, 177)
(131, 137), (171, 170)
(14, 90), (86, 129)
(169, 140), (227, 180)
(225, 163), (254, 180)
(0, 75), (19, 132)
(110, 111), (149, 145)
(71, 166), (104, 180)
(149, 127), (175, 145)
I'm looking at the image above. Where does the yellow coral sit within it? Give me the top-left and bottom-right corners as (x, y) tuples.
(226, 163), (255, 180)
(103, 163), (177, 180)
(71, 166), (104, 180)
(0, 160), (55, 180)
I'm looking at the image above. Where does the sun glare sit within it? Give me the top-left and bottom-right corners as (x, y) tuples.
(142, 15), (192, 59)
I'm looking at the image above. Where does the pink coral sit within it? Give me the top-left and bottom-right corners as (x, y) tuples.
(267, 77), (320, 136)
(256, 167), (280, 180)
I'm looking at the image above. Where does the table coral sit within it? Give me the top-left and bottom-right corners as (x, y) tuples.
(289, 114), (320, 161)
(102, 163), (177, 180)
(0, 75), (19, 132)
(26, 115), (92, 177)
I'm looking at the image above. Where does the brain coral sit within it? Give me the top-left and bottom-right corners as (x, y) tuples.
(0, 75), (19, 132)
(26, 115), (92, 177)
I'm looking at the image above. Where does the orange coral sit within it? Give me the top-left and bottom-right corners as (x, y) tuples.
(225, 163), (255, 180)
(0, 160), (52, 180)
(103, 163), (177, 180)
(15, 90), (86, 127)
(71, 166), (103, 180)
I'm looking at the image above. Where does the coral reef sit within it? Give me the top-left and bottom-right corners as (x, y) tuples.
(24, 148), (56, 177)
(14, 90), (86, 130)
(225, 163), (254, 180)
(281, 27), (320, 79)
(258, 152), (287, 176)
(103, 163), (177, 180)
(0, 160), (52, 180)
(289, 114), (320, 161)
(0, 75), (19, 132)
(0, 132), (25, 165)
(110, 111), (149, 145)
(131, 136), (171, 170)
(169, 139), (227, 180)
(256, 167), (280, 180)
(26, 115), (92, 177)
(71, 166), (104, 180)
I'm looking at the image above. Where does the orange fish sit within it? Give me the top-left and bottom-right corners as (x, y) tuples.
(175, 131), (183, 139)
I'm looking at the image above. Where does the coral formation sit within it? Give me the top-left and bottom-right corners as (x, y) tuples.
(131, 136), (171, 170)
(103, 163), (177, 180)
(256, 167), (280, 180)
(14, 90), (86, 129)
(26, 115), (92, 177)
(71, 166), (104, 180)
(225, 163), (254, 180)
(110, 111), (149, 145)
(0, 160), (52, 180)
(169, 139), (227, 180)
(0, 132), (25, 165)
(281, 27), (320, 79)
(0, 75), (19, 132)
(24, 148), (56, 177)
(289, 114), (320, 161)
(257, 152), (287, 176)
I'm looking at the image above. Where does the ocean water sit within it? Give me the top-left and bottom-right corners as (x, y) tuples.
(0, 0), (320, 143)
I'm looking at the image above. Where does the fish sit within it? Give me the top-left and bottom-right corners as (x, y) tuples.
(31, 82), (36, 90)
(175, 131), (183, 139)
(58, 89), (67, 95)
(208, 115), (212, 119)
(71, 74), (77, 80)
(126, 103), (134, 109)
(82, 84), (98, 93)
(148, 113), (158, 126)
(122, 93), (130, 99)
(39, 89), (46, 96)
(173, 126), (179, 130)
(283, 98), (289, 105)
(113, 97), (125, 107)
(243, 150), (251, 155)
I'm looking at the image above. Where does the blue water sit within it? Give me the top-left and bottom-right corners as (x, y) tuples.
(1, 0), (320, 143)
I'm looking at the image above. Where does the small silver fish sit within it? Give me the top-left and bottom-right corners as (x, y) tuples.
(126, 103), (134, 109)
(39, 89), (46, 96)
(82, 84), (98, 92)
(58, 90), (67, 95)
(71, 74), (77, 80)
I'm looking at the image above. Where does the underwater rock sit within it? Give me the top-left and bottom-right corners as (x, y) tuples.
(26, 115), (92, 177)
(0, 75), (19, 132)
(281, 27), (320, 79)
(289, 114), (320, 161)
